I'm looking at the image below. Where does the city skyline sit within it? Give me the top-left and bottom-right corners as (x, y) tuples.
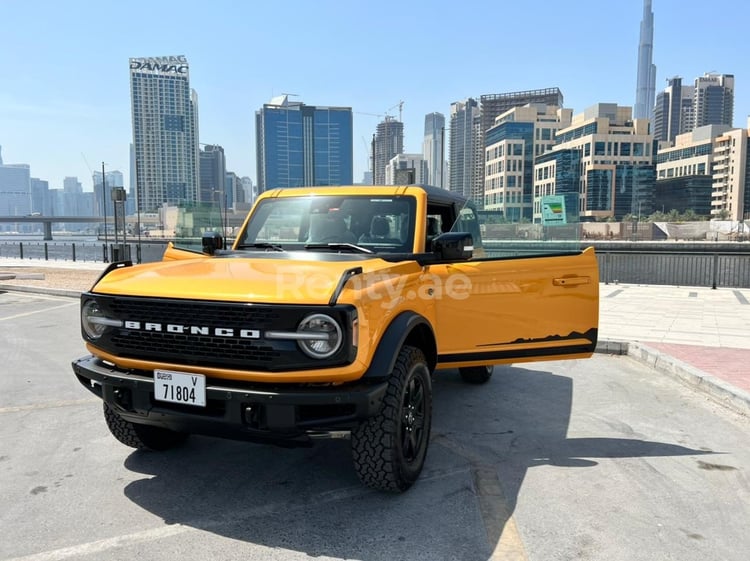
(2, 0), (750, 191)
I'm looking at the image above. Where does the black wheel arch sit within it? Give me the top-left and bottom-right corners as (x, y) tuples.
(362, 311), (437, 381)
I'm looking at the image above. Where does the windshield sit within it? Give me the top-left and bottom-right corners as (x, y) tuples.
(235, 195), (416, 253)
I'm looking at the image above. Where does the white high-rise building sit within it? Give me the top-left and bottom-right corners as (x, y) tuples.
(130, 55), (199, 212)
(385, 153), (426, 185)
(449, 98), (481, 203)
(536, 104), (655, 222)
(241, 177), (255, 204)
(484, 104), (572, 219)
(711, 123), (749, 221)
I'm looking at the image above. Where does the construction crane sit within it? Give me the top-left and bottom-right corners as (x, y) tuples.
(354, 111), (386, 119)
(387, 100), (404, 121)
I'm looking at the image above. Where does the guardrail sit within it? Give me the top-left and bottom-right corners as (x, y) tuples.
(596, 251), (750, 289)
(0, 241), (167, 264)
(3, 240), (750, 289)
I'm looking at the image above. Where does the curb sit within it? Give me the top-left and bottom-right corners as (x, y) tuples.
(597, 339), (750, 416)
(0, 283), (82, 299)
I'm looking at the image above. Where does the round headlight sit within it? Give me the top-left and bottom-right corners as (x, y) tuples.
(297, 314), (342, 359)
(81, 300), (120, 340)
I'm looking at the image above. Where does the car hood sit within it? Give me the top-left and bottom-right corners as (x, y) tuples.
(90, 254), (422, 305)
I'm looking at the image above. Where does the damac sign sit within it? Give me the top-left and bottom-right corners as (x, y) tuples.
(130, 55), (188, 74)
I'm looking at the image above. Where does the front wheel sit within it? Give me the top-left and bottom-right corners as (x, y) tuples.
(103, 403), (189, 451)
(351, 345), (432, 492)
(459, 365), (494, 384)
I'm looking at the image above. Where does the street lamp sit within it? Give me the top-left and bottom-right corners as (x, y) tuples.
(101, 162), (109, 262)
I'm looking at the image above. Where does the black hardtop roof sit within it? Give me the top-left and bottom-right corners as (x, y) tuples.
(411, 184), (468, 206)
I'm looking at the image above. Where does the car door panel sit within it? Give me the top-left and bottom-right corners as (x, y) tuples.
(431, 247), (599, 368)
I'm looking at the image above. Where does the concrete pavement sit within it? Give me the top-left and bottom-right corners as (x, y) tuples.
(598, 282), (750, 415)
(1, 258), (749, 415)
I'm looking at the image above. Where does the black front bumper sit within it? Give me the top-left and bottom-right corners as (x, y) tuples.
(72, 355), (387, 445)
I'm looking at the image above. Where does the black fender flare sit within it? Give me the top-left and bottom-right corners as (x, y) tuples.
(362, 311), (437, 381)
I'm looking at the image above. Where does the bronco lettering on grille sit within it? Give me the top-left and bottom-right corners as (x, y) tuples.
(123, 321), (260, 339)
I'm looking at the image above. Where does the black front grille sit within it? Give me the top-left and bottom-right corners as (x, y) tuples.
(108, 299), (281, 329)
(86, 294), (356, 372)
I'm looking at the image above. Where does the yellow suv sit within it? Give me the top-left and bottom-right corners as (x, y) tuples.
(72, 185), (599, 492)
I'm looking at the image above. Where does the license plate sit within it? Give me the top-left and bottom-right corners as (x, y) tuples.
(154, 370), (206, 407)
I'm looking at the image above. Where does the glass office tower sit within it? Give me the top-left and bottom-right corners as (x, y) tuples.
(255, 95), (353, 191)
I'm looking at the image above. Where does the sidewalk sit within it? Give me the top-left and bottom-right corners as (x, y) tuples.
(598, 283), (750, 415)
(2, 258), (749, 415)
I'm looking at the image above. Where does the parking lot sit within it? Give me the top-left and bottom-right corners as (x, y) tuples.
(1, 290), (749, 561)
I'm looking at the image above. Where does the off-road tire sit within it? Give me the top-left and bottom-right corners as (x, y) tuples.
(459, 365), (494, 384)
(103, 403), (188, 451)
(351, 345), (432, 492)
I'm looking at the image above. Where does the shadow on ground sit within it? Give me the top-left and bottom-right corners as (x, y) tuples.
(122, 365), (711, 561)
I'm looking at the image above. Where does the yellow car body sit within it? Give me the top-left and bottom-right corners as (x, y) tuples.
(72, 184), (599, 492)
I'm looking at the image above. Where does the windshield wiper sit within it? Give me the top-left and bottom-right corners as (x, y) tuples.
(304, 243), (374, 254)
(236, 242), (285, 252)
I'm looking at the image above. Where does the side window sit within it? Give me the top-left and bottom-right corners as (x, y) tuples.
(425, 203), (455, 251)
(452, 204), (483, 254)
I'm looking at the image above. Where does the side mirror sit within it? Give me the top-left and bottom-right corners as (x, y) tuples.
(431, 232), (473, 261)
(202, 232), (224, 255)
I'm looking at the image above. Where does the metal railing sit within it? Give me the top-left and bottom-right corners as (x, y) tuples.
(596, 251), (750, 289)
(3, 240), (749, 289)
(0, 241), (167, 265)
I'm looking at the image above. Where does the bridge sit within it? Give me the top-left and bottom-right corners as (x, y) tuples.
(0, 212), (249, 240)
(0, 216), (104, 240)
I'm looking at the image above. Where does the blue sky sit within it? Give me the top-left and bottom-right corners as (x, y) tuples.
(1, 0), (748, 191)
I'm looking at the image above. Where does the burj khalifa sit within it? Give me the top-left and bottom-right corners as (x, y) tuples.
(634, 0), (656, 122)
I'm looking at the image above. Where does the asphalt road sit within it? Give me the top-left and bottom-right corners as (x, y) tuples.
(1, 291), (749, 561)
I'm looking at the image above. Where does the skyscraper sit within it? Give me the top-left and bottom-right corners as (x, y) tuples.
(199, 144), (226, 203)
(485, 104), (572, 220)
(693, 73), (734, 130)
(423, 112), (445, 188)
(653, 77), (694, 144)
(449, 98), (481, 203)
(255, 95), (353, 191)
(373, 116), (404, 185)
(468, 88), (564, 208)
(130, 55), (199, 212)
(634, 0), (656, 122)
(0, 162), (31, 219)
(92, 171), (124, 217)
(30, 178), (50, 215)
(711, 125), (748, 221)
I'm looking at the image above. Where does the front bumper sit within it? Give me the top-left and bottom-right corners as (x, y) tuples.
(72, 355), (387, 445)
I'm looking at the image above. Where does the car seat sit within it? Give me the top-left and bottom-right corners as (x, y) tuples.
(359, 216), (400, 244)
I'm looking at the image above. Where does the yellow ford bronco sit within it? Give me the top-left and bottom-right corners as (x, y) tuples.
(72, 185), (599, 492)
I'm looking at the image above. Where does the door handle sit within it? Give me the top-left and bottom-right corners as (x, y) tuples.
(553, 276), (590, 287)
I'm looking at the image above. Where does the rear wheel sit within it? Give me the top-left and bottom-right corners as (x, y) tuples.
(103, 403), (188, 451)
(351, 345), (432, 492)
(459, 365), (494, 384)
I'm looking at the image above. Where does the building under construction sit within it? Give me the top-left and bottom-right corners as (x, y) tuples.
(373, 117), (404, 185)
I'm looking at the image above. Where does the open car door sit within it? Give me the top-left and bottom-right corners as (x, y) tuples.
(430, 204), (598, 369)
